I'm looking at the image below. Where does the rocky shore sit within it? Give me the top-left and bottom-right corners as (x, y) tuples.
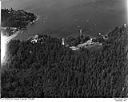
(1, 8), (37, 36)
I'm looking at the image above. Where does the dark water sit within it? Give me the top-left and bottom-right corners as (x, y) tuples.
(2, 0), (127, 40)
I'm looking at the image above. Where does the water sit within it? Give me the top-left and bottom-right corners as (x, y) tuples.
(2, 0), (127, 40)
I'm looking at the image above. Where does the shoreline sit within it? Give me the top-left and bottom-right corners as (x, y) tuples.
(6, 30), (22, 41)
(30, 14), (40, 24)
(1, 13), (39, 39)
(1, 30), (22, 66)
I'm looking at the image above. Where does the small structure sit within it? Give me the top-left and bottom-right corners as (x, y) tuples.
(103, 35), (108, 40)
(69, 46), (79, 50)
(69, 37), (102, 50)
(79, 29), (84, 42)
(77, 38), (93, 48)
(99, 33), (101, 35)
(80, 29), (83, 37)
(124, 24), (127, 28)
(98, 32), (108, 40)
(31, 35), (39, 43)
(62, 38), (65, 45)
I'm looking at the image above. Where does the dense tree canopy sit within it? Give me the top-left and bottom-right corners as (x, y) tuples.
(1, 25), (128, 98)
(1, 9), (36, 28)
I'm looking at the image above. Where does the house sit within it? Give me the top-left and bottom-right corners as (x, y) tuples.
(31, 35), (39, 43)
(62, 38), (65, 45)
(69, 46), (79, 50)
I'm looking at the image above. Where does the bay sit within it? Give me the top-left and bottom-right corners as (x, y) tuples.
(2, 0), (127, 40)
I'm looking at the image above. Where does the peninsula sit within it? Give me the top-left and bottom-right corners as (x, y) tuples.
(1, 8), (37, 36)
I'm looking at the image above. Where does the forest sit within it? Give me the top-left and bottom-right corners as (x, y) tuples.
(1, 8), (37, 29)
(1, 24), (128, 98)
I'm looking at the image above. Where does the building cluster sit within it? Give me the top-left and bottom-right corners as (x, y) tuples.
(61, 29), (106, 51)
(30, 35), (48, 44)
(62, 37), (102, 51)
(30, 24), (127, 50)
(31, 35), (39, 43)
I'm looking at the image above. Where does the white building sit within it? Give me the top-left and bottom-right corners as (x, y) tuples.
(69, 46), (79, 50)
(62, 38), (65, 45)
(31, 35), (39, 43)
(124, 24), (127, 28)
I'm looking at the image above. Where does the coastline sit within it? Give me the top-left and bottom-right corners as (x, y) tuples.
(1, 13), (39, 40)
(1, 30), (22, 66)
(6, 30), (22, 41)
(30, 14), (40, 24)
(17, 14), (39, 39)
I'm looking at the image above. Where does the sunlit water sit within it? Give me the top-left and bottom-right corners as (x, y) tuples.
(1, 0), (128, 67)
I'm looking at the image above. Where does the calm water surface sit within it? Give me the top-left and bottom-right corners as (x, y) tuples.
(2, 0), (127, 40)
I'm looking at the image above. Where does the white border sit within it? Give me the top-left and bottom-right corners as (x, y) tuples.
(127, 0), (128, 24)
(1, 98), (126, 102)
(0, 0), (128, 102)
